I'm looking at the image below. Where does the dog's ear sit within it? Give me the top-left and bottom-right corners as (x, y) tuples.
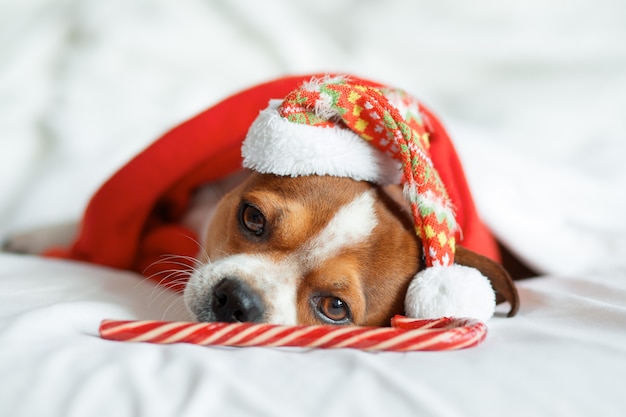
(454, 245), (520, 317)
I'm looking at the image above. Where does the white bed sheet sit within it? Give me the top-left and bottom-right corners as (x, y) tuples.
(1, 1), (625, 416)
(1, 254), (625, 417)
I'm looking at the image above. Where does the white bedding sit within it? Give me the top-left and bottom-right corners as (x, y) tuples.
(1, 1), (625, 416)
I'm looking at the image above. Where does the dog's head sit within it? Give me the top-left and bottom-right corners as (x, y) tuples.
(184, 172), (517, 326)
(185, 75), (519, 326)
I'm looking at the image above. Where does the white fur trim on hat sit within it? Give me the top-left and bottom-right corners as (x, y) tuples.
(242, 100), (402, 185)
(404, 265), (496, 322)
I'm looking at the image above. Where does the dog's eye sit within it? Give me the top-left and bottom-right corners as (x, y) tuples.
(314, 296), (350, 324)
(241, 204), (266, 236)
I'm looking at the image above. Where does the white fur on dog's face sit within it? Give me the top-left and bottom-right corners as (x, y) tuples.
(184, 173), (421, 327)
(185, 253), (301, 324)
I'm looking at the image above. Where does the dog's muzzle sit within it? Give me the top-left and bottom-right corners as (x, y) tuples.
(185, 254), (299, 325)
(201, 277), (265, 323)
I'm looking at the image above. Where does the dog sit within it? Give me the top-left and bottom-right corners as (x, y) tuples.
(3, 75), (521, 327)
(183, 171), (518, 327)
(4, 170), (518, 327)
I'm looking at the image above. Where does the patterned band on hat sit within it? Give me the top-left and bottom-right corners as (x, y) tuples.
(278, 76), (457, 267)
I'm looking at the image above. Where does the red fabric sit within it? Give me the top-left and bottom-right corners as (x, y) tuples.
(46, 74), (499, 291)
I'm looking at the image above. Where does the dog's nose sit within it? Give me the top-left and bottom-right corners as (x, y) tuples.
(212, 278), (264, 323)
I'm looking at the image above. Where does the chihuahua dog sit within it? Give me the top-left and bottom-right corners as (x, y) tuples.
(4, 169), (518, 327)
(180, 171), (518, 327)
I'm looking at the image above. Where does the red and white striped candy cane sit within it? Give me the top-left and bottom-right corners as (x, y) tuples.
(99, 315), (487, 352)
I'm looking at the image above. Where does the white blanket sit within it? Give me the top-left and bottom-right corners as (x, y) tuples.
(1, 1), (625, 416)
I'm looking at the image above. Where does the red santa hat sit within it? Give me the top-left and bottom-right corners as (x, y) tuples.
(241, 75), (496, 320)
(46, 74), (500, 320)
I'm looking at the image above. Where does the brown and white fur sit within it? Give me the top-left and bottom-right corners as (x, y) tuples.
(183, 171), (518, 327)
(4, 171), (519, 327)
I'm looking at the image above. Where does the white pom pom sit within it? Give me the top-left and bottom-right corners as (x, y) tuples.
(404, 265), (496, 322)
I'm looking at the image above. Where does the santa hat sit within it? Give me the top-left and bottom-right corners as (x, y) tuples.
(46, 74), (500, 321)
(241, 75), (496, 321)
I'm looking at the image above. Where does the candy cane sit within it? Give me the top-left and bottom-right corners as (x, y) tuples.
(99, 315), (487, 352)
